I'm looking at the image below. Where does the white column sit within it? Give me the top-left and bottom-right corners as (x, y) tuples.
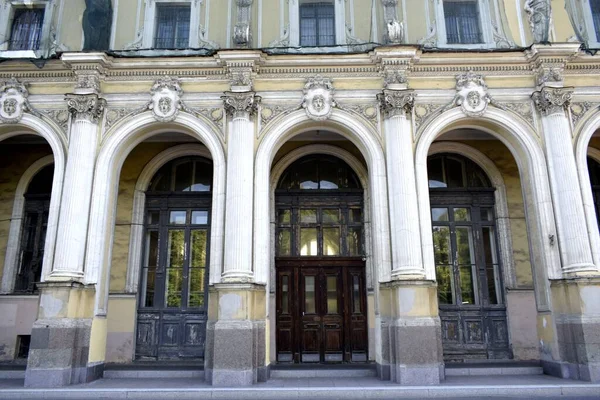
(533, 86), (596, 275)
(50, 93), (105, 280)
(221, 91), (260, 282)
(378, 89), (425, 278)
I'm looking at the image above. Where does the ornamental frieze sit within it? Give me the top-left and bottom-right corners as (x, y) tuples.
(531, 87), (574, 116)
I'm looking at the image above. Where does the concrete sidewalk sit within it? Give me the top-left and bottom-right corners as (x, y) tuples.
(0, 374), (599, 399)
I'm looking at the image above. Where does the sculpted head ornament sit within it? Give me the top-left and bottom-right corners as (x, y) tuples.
(149, 76), (183, 122)
(452, 71), (491, 117)
(0, 77), (32, 124)
(302, 75), (336, 121)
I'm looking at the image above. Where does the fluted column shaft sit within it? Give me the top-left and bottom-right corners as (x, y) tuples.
(221, 91), (260, 282)
(378, 89), (425, 278)
(533, 87), (596, 274)
(50, 94), (105, 280)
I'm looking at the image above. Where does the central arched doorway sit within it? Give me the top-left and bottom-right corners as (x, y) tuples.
(135, 156), (213, 360)
(274, 154), (368, 363)
(428, 153), (510, 361)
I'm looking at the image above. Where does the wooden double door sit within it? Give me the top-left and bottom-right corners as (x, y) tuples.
(276, 259), (367, 363)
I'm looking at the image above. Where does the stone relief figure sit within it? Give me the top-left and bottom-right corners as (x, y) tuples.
(83, 0), (113, 51)
(385, 20), (404, 44)
(525, 0), (551, 43)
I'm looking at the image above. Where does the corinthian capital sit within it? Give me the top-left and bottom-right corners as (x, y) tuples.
(531, 87), (573, 116)
(222, 91), (260, 119)
(65, 93), (106, 123)
(377, 89), (415, 118)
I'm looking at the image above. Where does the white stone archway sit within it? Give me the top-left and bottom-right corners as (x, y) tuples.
(574, 111), (600, 269)
(85, 111), (226, 316)
(125, 144), (213, 293)
(0, 155), (54, 293)
(254, 109), (392, 289)
(415, 107), (558, 311)
(428, 142), (516, 288)
(0, 114), (67, 286)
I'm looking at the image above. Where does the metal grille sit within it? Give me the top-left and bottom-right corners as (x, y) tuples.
(592, 0), (600, 42)
(443, 1), (483, 44)
(154, 5), (191, 49)
(300, 3), (335, 47)
(9, 8), (44, 50)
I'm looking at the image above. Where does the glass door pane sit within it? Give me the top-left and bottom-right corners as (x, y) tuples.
(188, 229), (207, 308)
(455, 226), (477, 305)
(165, 229), (185, 308)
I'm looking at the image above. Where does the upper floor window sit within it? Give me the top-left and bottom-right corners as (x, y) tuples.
(154, 4), (191, 49)
(591, 0), (600, 41)
(9, 8), (45, 50)
(443, 0), (483, 44)
(299, 2), (335, 46)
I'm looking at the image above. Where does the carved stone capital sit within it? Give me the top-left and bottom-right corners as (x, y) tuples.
(531, 87), (573, 116)
(65, 93), (106, 123)
(222, 91), (260, 119)
(377, 89), (415, 118)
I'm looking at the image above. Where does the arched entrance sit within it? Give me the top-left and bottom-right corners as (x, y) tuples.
(428, 153), (510, 361)
(275, 154), (368, 363)
(587, 155), (600, 230)
(14, 164), (54, 293)
(135, 156), (213, 360)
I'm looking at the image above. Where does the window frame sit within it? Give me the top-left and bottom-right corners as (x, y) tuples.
(153, 3), (192, 49)
(141, 0), (201, 49)
(434, 0), (494, 48)
(584, 0), (600, 48)
(0, 0), (55, 58)
(289, 0), (346, 47)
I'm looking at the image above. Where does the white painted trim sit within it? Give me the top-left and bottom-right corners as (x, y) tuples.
(126, 144), (212, 293)
(110, 0), (119, 50)
(434, 0), (497, 48)
(0, 155), (54, 294)
(415, 107), (559, 311)
(574, 110), (600, 270)
(0, 114), (67, 289)
(0, 0), (56, 56)
(288, 0), (346, 46)
(269, 144), (373, 289)
(254, 108), (392, 287)
(428, 142), (517, 289)
(85, 111), (226, 316)
(141, 0), (201, 48)
(515, 0), (527, 46)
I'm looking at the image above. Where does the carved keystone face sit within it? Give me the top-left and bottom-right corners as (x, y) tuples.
(158, 97), (172, 114)
(303, 86), (334, 121)
(150, 86), (180, 122)
(3, 98), (17, 116)
(0, 88), (26, 122)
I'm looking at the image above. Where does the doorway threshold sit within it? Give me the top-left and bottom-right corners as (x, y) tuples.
(271, 362), (376, 378)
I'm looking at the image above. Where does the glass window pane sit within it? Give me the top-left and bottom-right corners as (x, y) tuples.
(300, 228), (318, 256)
(480, 207), (494, 222)
(277, 209), (291, 224)
(353, 275), (361, 313)
(297, 160), (318, 189)
(165, 229), (184, 308)
(347, 227), (362, 256)
(323, 227), (340, 256)
(436, 265), (453, 305)
(459, 265), (476, 304)
(190, 230), (207, 267)
(188, 268), (205, 308)
(455, 227), (474, 265)
(165, 268), (183, 307)
(174, 161), (194, 191)
(147, 211), (160, 225)
(454, 208), (471, 222)
(300, 209), (317, 224)
(167, 230), (185, 268)
(432, 226), (451, 265)
(428, 157), (446, 188)
(191, 211), (208, 225)
(305, 276), (316, 314)
(281, 275), (289, 314)
(322, 209), (339, 224)
(142, 230), (159, 308)
(327, 276), (338, 314)
(432, 208), (449, 222)
(277, 229), (291, 256)
(349, 208), (362, 223)
(445, 157), (464, 188)
(169, 211), (186, 225)
(481, 227), (497, 265)
(319, 160), (340, 189)
(191, 161), (211, 191)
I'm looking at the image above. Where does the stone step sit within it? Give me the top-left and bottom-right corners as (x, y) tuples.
(270, 364), (377, 378)
(0, 363), (26, 379)
(444, 361), (543, 376)
(103, 362), (204, 379)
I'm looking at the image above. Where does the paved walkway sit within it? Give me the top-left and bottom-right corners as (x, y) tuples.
(0, 374), (599, 399)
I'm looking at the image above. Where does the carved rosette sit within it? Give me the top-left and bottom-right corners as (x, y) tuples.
(0, 77), (32, 124)
(532, 87), (574, 116)
(302, 75), (336, 121)
(222, 91), (260, 119)
(149, 76), (183, 122)
(65, 93), (106, 123)
(377, 89), (415, 118)
(452, 71), (491, 117)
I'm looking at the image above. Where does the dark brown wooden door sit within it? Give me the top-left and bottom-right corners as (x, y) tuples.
(276, 259), (367, 363)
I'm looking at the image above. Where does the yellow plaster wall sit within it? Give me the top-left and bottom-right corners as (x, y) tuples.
(0, 144), (53, 281)
(551, 0), (576, 42)
(405, 0), (428, 43)
(59, 0), (85, 51)
(112, 0), (139, 50)
(460, 140), (533, 288)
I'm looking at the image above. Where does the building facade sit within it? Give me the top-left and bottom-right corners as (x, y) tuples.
(0, 0), (600, 388)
